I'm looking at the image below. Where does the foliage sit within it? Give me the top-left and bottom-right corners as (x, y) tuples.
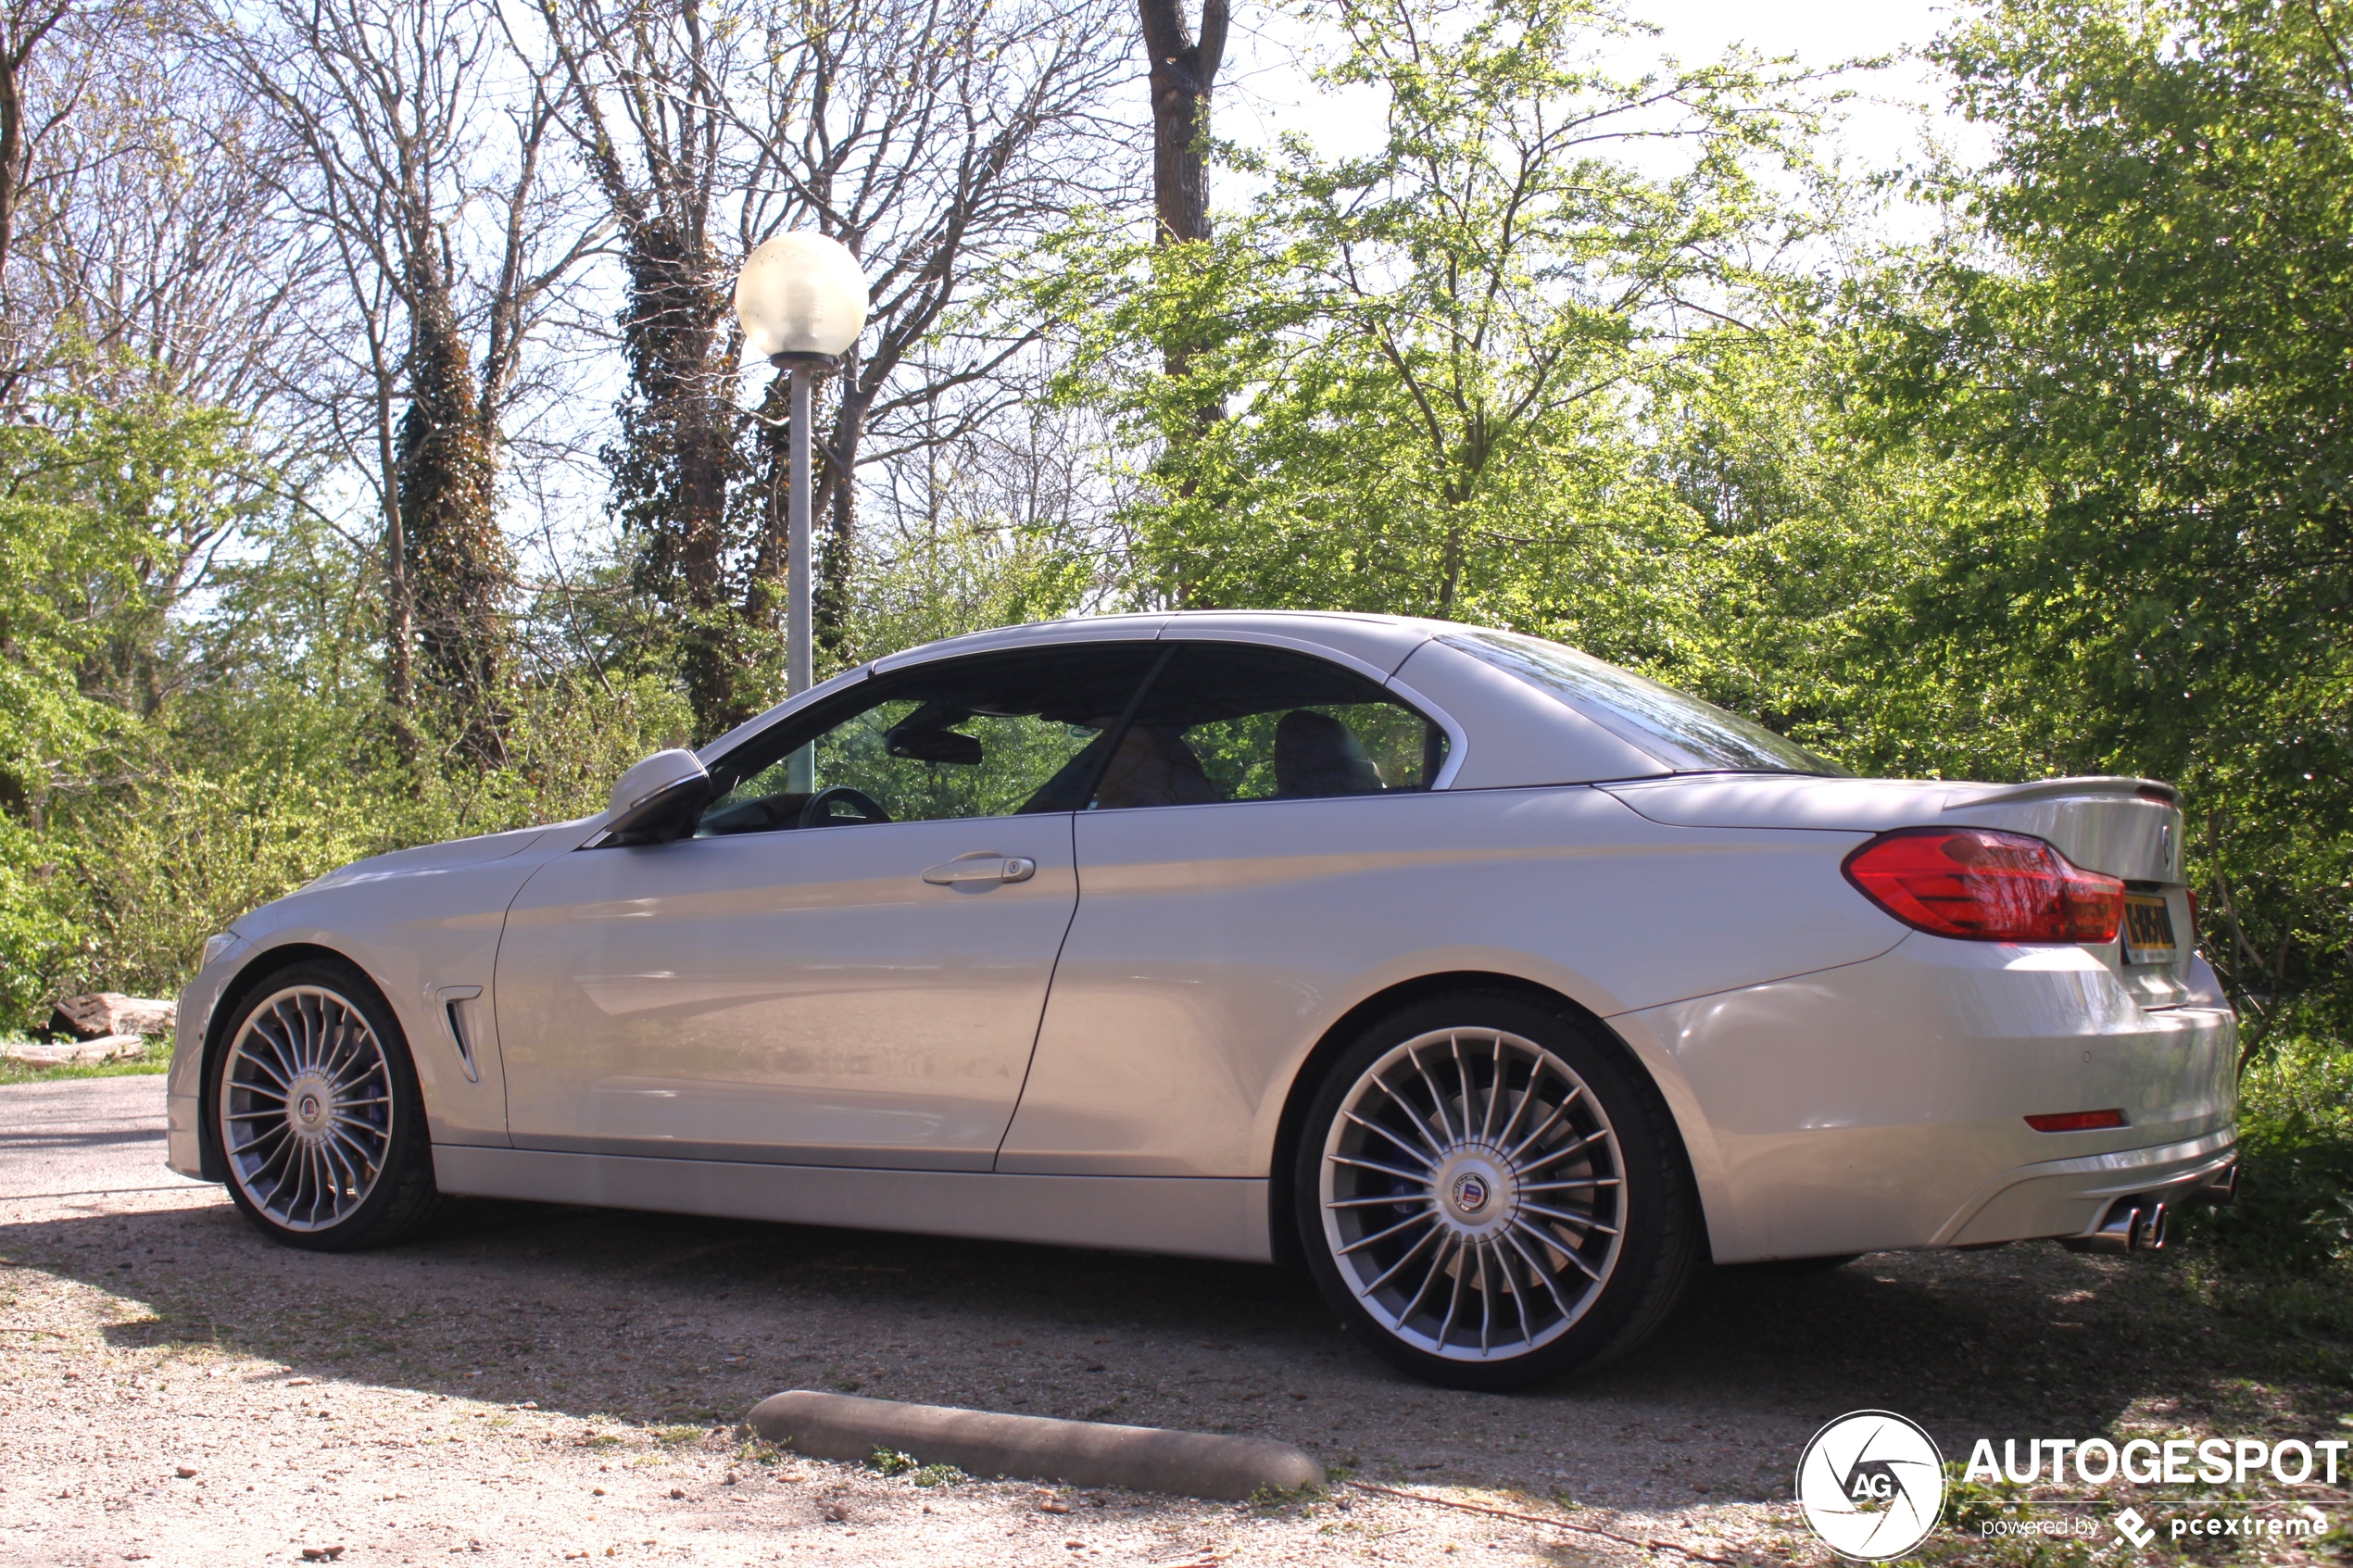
(0, 392), (264, 811)
(1033, 0), (2353, 1036)
(0, 389), (694, 1022)
(2183, 1035), (2353, 1276)
(0, 389), (272, 1018)
(1045, 0), (1821, 668)
(1865, 0), (2353, 1031)
(842, 511), (1095, 667)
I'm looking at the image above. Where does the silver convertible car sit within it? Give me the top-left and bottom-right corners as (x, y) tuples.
(168, 611), (2238, 1388)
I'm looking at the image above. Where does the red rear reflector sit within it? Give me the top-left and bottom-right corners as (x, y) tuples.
(1843, 827), (2124, 943)
(2025, 1110), (2128, 1133)
(2185, 887), (2200, 940)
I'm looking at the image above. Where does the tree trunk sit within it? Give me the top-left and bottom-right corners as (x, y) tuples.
(0, 3), (68, 288)
(397, 254), (509, 766)
(814, 385), (870, 671)
(1138, 0), (1227, 253)
(741, 368), (794, 657)
(1138, 0), (1231, 578)
(611, 214), (744, 740)
(374, 369), (416, 762)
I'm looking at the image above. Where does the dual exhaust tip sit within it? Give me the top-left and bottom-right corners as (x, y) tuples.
(2069, 1199), (2170, 1254)
(2061, 1160), (2238, 1256)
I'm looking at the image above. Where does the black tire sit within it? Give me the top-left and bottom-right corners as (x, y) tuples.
(1293, 990), (1701, 1391)
(211, 959), (441, 1251)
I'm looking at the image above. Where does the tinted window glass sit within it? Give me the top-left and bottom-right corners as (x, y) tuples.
(1440, 629), (1845, 775)
(698, 643), (1161, 833)
(1089, 642), (1444, 809)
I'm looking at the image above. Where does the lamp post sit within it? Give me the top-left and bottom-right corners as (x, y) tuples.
(735, 232), (869, 742)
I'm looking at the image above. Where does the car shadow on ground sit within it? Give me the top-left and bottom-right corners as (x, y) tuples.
(10, 1179), (2301, 1512)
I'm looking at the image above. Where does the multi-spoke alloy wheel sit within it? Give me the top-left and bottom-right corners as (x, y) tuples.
(211, 964), (439, 1250)
(1321, 1026), (1624, 1360)
(221, 985), (394, 1231)
(1297, 994), (1699, 1390)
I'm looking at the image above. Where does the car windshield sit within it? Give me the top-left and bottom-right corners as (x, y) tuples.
(1440, 629), (1848, 776)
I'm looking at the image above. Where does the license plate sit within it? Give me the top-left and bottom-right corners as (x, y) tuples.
(2122, 894), (2178, 965)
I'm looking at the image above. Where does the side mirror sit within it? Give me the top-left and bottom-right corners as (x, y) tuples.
(600, 748), (711, 846)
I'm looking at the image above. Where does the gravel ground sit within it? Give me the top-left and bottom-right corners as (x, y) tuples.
(3, 1076), (2347, 1567)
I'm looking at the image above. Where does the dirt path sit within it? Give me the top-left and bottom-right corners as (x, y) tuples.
(3, 1078), (2345, 1566)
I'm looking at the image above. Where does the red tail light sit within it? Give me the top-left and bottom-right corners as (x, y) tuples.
(1843, 827), (2124, 943)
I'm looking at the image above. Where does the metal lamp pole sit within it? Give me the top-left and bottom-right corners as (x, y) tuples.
(784, 359), (824, 700)
(778, 357), (829, 793)
(733, 229), (867, 788)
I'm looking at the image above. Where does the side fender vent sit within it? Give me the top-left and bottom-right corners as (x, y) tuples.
(435, 985), (484, 1084)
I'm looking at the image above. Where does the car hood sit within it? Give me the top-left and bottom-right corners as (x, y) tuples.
(291, 821), (575, 898)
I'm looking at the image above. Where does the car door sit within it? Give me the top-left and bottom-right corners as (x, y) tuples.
(995, 638), (1455, 1176)
(495, 640), (1163, 1172)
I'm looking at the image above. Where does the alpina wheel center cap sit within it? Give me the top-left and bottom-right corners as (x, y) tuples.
(290, 1076), (333, 1139)
(1435, 1151), (1513, 1236)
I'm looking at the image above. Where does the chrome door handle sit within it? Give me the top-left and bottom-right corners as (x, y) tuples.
(921, 854), (1037, 886)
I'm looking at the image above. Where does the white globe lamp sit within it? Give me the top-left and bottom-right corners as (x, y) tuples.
(736, 232), (868, 367)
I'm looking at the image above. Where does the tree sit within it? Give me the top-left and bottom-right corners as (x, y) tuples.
(1056, 0), (1815, 629)
(538, 0), (1136, 737)
(532, 0), (749, 736)
(220, 0), (601, 759)
(0, 392), (262, 818)
(8, 12), (334, 430)
(1868, 0), (2353, 1026)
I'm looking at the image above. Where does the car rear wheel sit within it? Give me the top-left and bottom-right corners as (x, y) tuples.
(212, 961), (440, 1250)
(1296, 991), (1701, 1390)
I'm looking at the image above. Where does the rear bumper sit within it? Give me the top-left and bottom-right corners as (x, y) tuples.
(1615, 934), (2239, 1263)
(1938, 1129), (2237, 1246)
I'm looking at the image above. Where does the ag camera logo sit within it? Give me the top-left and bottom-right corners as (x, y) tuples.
(1797, 1410), (1947, 1561)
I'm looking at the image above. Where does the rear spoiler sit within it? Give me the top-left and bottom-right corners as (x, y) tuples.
(1944, 775), (2179, 809)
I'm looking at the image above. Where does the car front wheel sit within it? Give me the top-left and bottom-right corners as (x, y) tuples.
(212, 962), (440, 1250)
(1296, 992), (1701, 1390)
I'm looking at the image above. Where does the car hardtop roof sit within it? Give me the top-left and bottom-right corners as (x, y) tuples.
(869, 608), (1470, 679)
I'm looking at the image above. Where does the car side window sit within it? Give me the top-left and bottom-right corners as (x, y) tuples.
(696, 643), (1163, 834)
(1089, 642), (1445, 810)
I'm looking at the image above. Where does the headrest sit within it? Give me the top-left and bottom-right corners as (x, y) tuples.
(1275, 709), (1384, 797)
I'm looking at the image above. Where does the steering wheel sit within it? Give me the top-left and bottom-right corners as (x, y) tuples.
(798, 784), (892, 829)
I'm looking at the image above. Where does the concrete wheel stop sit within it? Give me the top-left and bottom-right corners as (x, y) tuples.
(746, 1389), (1325, 1501)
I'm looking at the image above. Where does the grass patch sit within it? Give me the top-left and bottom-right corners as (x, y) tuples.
(869, 1447), (963, 1486)
(0, 1036), (173, 1085)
